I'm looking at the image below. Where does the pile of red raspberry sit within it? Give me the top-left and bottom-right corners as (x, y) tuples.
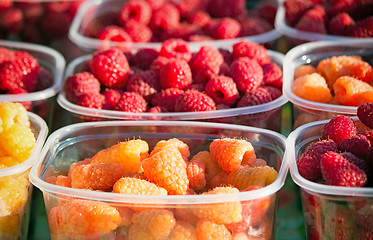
(0, 0), (85, 43)
(88, 0), (276, 43)
(63, 39), (283, 114)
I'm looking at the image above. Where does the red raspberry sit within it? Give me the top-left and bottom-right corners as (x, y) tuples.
(150, 56), (171, 73)
(147, 105), (168, 113)
(260, 85), (282, 100)
(340, 152), (370, 176)
(126, 70), (160, 101)
(322, 115), (357, 144)
(75, 92), (105, 109)
(149, 4), (180, 35)
(17, 2), (43, 23)
(90, 48), (130, 89)
(102, 88), (122, 110)
(205, 76), (238, 106)
(295, 6), (327, 34)
(0, 0), (12, 12)
(357, 103), (373, 129)
(176, 0), (207, 18)
(218, 48), (233, 65)
(328, 13), (355, 36)
(237, 87), (273, 107)
(261, 62), (283, 88)
(284, 0), (314, 26)
(256, 4), (277, 26)
(338, 134), (371, 159)
(64, 72), (101, 103)
(239, 17), (273, 36)
(147, 0), (167, 11)
(321, 151), (367, 187)
(35, 67), (54, 91)
(189, 34), (214, 42)
(296, 139), (337, 180)
(97, 25), (132, 42)
(186, 11), (211, 27)
(175, 90), (216, 112)
(151, 88), (184, 112)
(159, 59), (192, 90)
(115, 92), (147, 113)
(42, 12), (72, 38)
(161, 23), (200, 41)
(328, 0), (356, 16)
(232, 40), (270, 65)
(229, 57), (263, 92)
(159, 38), (192, 62)
(210, 18), (241, 39)
(123, 20), (152, 43)
(0, 8), (23, 33)
(44, 1), (71, 13)
(0, 47), (14, 64)
(207, 0), (245, 18)
(186, 83), (205, 92)
(189, 45), (224, 78)
(133, 48), (159, 70)
(118, 0), (152, 26)
(347, 16), (373, 38)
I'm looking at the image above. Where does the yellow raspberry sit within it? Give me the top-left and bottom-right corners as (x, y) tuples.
(210, 138), (256, 173)
(91, 139), (149, 173)
(128, 209), (176, 240)
(113, 177), (168, 196)
(227, 165), (278, 190)
(0, 124), (35, 160)
(170, 221), (198, 240)
(142, 148), (189, 195)
(150, 138), (190, 158)
(0, 102), (29, 133)
(196, 219), (231, 240)
(192, 186), (242, 224)
(0, 156), (20, 168)
(0, 215), (20, 239)
(190, 151), (222, 183)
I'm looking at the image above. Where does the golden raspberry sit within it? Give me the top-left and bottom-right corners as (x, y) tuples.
(91, 139), (149, 173)
(333, 76), (373, 106)
(0, 156), (20, 168)
(150, 138), (190, 158)
(55, 175), (71, 188)
(196, 219), (231, 240)
(113, 177), (168, 196)
(0, 124), (35, 160)
(128, 209), (176, 240)
(0, 214), (20, 239)
(174, 208), (200, 226)
(208, 171), (229, 188)
(227, 165), (278, 190)
(170, 221), (197, 240)
(0, 102), (29, 133)
(209, 138), (256, 173)
(190, 151), (222, 183)
(142, 148), (189, 195)
(192, 186), (242, 224)
(186, 160), (206, 192)
(68, 158), (92, 178)
(294, 65), (317, 79)
(291, 73), (332, 103)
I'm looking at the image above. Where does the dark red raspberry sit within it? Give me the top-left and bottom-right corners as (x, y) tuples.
(115, 92), (147, 113)
(133, 48), (159, 70)
(207, 0), (245, 18)
(159, 38), (192, 62)
(338, 134), (371, 159)
(260, 85), (282, 100)
(97, 26), (132, 42)
(44, 1), (71, 13)
(210, 18), (241, 39)
(321, 151), (367, 187)
(284, 0), (314, 26)
(159, 59), (192, 90)
(148, 105), (168, 113)
(0, 8), (23, 33)
(126, 70), (160, 101)
(328, 0), (356, 16)
(151, 88), (184, 112)
(340, 152), (370, 177)
(328, 13), (355, 36)
(348, 16), (373, 38)
(186, 83), (205, 92)
(90, 48), (130, 89)
(149, 4), (180, 35)
(190, 45), (224, 77)
(322, 115), (358, 144)
(256, 4), (277, 26)
(218, 48), (233, 65)
(35, 67), (54, 91)
(295, 6), (327, 34)
(218, 63), (230, 76)
(261, 62), (283, 88)
(205, 76), (238, 106)
(232, 41), (270, 65)
(118, 0), (152, 26)
(186, 11), (211, 27)
(176, 0), (207, 18)
(42, 12), (72, 38)
(229, 57), (263, 92)
(359, 130), (373, 143)
(175, 90), (216, 112)
(18, 2), (44, 23)
(102, 88), (123, 110)
(237, 87), (272, 107)
(239, 17), (273, 36)
(76, 92), (105, 109)
(6, 88), (31, 110)
(357, 103), (373, 129)
(64, 72), (101, 103)
(123, 20), (152, 43)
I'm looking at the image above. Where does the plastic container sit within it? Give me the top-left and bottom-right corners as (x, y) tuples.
(0, 111), (48, 240)
(287, 117), (373, 240)
(282, 39), (373, 129)
(68, 0), (282, 52)
(30, 120), (288, 240)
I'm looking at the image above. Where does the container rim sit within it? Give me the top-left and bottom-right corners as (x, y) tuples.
(30, 120), (289, 204)
(0, 40), (66, 102)
(0, 112), (48, 178)
(287, 117), (373, 197)
(282, 39), (373, 115)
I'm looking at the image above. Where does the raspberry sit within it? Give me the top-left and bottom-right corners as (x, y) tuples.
(129, 209), (176, 240)
(189, 34), (214, 42)
(150, 138), (190, 159)
(294, 65), (317, 79)
(218, 49), (233, 65)
(115, 91), (147, 113)
(284, 0), (314, 26)
(239, 17), (273, 36)
(160, 59), (192, 90)
(126, 70), (160, 101)
(91, 139), (149, 173)
(149, 4), (180, 34)
(55, 175), (71, 188)
(296, 139), (337, 180)
(0, 102), (29, 133)
(90, 48), (130, 89)
(64, 72), (101, 103)
(190, 151), (222, 183)
(211, 18), (241, 39)
(75, 92), (105, 109)
(260, 85), (282, 101)
(186, 11), (211, 27)
(147, 0), (167, 11)
(170, 221), (198, 240)
(262, 62), (283, 88)
(357, 103), (373, 129)
(340, 152), (370, 176)
(150, 56), (171, 73)
(338, 134), (371, 159)
(187, 160), (206, 192)
(42, 12), (72, 38)
(175, 90), (216, 112)
(0, 0), (12, 12)
(207, 0), (245, 18)
(208, 171), (229, 189)
(192, 186), (242, 224)
(35, 67), (54, 91)
(236, 87), (271, 108)
(205, 76), (239, 106)
(189, 45), (224, 79)
(196, 219), (231, 240)
(44, 1), (71, 13)
(0, 8), (23, 33)
(348, 16), (373, 37)
(321, 151), (367, 187)
(328, 0), (356, 16)
(227, 165), (278, 190)
(328, 13), (355, 36)
(161, 23), (200, 41)
(333, 76), (373, 106)
(151, 88), (184, 112)
(159, 38), (192, 62)
(133, 48), (159, 70)
(142, 147), (189, 195)
(124, 20), (152, 43)
(209, 138), (255, 173)
(256, 4), (277, 26)
(97, 25), (132, 42)
(229, 58), (263, 92)
(291, 73), (332, 103)
(102, 88), (122, 110)
(232, 41), (270, 65)
(0, 47), (14, 64)
(322, 115), (357, 144)
(118, 0), (152, 26)
(295, 6), (327, 34)
(176, 0), (207, 18)
(113, 177), (168, 195)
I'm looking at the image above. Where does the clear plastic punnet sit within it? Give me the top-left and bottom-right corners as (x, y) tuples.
(30, 120), (288, 240)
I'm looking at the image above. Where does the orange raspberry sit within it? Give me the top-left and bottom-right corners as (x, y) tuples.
(150, 138), (190, 159)
(190, 151), (222, 182)
(333, 76), (373, 106)
(196, 219), (231, 240)
(70, 162), (125, 191)
(44, 175), (57, 185)
(0, 155), (20, 168)
(192, 186), (242, 224)
(227, 165), (278, 190)
(170, 221), (197, 240)
(186, 160), (206, 192)
(142, 147), (189, 195)
(68, 158), (92, 178)
(128, 209), (176, 240)
(294, 65), (317, 79)
(56, 175), (71, 188)
(91, 139), (149, 173)
(209, 138), (256, 173)
(113, 177), (168, 196)
(291, 73), (332, 103)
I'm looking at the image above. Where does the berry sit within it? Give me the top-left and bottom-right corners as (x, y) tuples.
(75, 92), (105, 109)
(151, 88), (184, 112)
(64, 72), (101, 103)
(150, 56), (171, 73)
(147, 105), (168, 114)
(229, 57), (263, 92)
(0, 47), (14, 64)
(150, 138), (190, 159)
(175, 90), (216, 112)
(118, 0), (152, 26)
(176, 0), (207, 18)
(338, 134), (371, 159)
(262, 62), (283, 88)
(186, 160), (206, 192)
(211, 18), (241, 39)
(333, 76), (373, 106)
(207, 0), (245, 18)
(42, 12), (72, 38)
(97, 25), (132, 42)
(348, 16), (373, 38)
(35, 67), (54, 91)
(236, 87), (272, 107)
(189, 45), (224, 79)
(159, 59), (192, 90)
(161, 23), (200, 41)
(340, 152), (370, 176)
(113, 177), (168, 195)
(133, 48), (159, 70)
(0, 8), (23, 33)
(328, 13), (355, 36)
(232, 41), (270, 65)
(186, 11), (211, 27)
(115, 91), (147, 113)
(0, 102), (29, 132)
(102, 88), (122, 110)
(295, 6), (327, 34)
(149, 4), (180, 34)
(190, 151), (223, 183)
(260, 85), (282, 101)
(124, 20), (152, 43)
(126, 70), (160, 101)
(321, 151), (367, 187)
(291, 73), (332, 103)
(284, 0), (314, 26)
(170, 221), (198, 240)
(357, 103), (373, 129)
(159, 38), (192, 62)
(205, 76), (239, 106)
(328, 0), (356, 16)
(227, 165), (278, 190)
(196, 219), (231, 240)
(239, 17), (273, 36)
(294, 65), (317, 79)
(256, 4), (277, 26)
(322, 115), (357, 144)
